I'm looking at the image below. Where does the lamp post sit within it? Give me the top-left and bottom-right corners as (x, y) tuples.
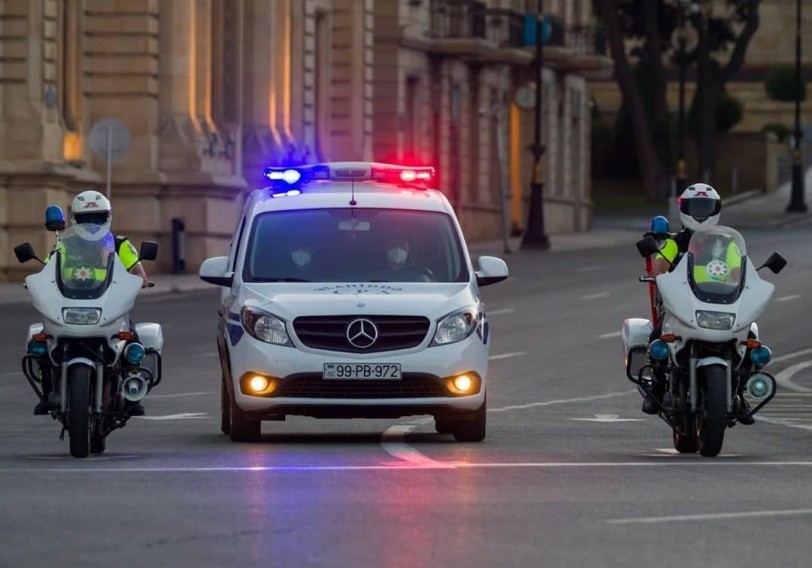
(788, 0), (807, 213)
(520, 0), (550, 250)
(675, 0), (690, 196)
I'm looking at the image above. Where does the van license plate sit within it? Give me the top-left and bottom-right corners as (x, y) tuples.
(323, 364), (402, 380)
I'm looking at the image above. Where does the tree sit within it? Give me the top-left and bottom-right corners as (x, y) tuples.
(597, 0), (762, 200)
(691, 0), (761, 183)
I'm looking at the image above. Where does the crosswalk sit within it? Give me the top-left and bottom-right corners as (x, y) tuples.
(760, 359), (812, 426)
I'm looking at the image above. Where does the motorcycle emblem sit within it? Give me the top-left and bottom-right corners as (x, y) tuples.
(72, 266), (95, 282)
(346, 318), (378, 349)
(705, 260), (729, 281)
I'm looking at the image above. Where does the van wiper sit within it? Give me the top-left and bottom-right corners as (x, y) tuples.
(252, 277), (311, 283)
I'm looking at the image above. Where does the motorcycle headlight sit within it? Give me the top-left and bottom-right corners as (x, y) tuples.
(695, 310), (734, 330)
(62, 307), (102, 325)
(240, 307), (291, 346)
(432, 307), (479, 346)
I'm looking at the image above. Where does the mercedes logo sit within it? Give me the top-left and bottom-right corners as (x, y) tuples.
(346, 318), (378, 349)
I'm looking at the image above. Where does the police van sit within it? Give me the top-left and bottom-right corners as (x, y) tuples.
(199, 162), (508, 442)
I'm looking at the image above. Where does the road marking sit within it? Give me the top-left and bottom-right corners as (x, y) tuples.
(598, 331), (622, 339)
(1, 371), (19, 377)
(490, 390), (637, 413)
(196, 352), (219, 358)
(651, 449), (744, 458)
(569, 414), (645, 423)
(380, 425), (455, 469)
(758, 416), (812, 431)
(488, 308), (515, 317)
(132, 412), (208, 421)
(489, 352), (526, 361)
(605, 508), (812, 525)
(773, 347), (812, 364)
(774, 361), (812, 393)
(580, 292), (610, 301)
(776, 294), (803, 303)
(7, 461), (812, 474)
(148, 391), (212, 400)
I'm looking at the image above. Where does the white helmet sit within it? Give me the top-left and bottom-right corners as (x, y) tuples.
(70, 190), (112, 238)
(679, 183), (721, 231)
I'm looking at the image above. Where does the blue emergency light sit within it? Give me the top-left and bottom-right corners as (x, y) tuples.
(262, 163), (436, 194)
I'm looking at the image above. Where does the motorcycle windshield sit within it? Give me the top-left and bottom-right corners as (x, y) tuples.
(686, 225), (747, 304)
(55, 224), (116, 300)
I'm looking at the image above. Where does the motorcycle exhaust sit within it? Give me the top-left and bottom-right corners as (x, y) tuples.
(746, 373), (774, 400)
(121, 373), (148, 402)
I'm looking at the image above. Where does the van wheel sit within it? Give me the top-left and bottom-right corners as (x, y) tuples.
(452, 397), (486, 442)
(221, 375), (231, 435)
(228, 393), (261, 442)
(434, 417), (453, 435)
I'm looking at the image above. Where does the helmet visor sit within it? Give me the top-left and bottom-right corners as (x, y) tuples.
(680, 197), (720, 219)
(74, 211), (110, 226)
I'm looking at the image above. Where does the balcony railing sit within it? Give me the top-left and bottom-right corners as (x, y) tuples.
(484, 8), (524, 49)
(568, 25), (608, 57)
(430, 0), (486, 41)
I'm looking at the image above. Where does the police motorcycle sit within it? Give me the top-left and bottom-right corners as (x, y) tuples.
(13, 206), (163, 458)
(623, 221), (787, 457)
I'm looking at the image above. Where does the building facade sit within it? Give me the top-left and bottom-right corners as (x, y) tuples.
(0, 0), (609, 280)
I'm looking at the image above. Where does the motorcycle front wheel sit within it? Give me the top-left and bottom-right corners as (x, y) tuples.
(68, 366), (93, 458)
(696, 365), (727, 458)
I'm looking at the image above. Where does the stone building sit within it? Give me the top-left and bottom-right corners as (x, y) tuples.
(0, 0), (609, 280)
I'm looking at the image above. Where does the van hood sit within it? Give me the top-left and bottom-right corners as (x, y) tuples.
(238, 282), (475, 320)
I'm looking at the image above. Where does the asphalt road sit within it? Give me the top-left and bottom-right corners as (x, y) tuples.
(1, 226), (811, 567)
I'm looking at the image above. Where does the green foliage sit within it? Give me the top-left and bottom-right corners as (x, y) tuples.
(764, 66), (808, 102)
(715, 92), (743, 132)
(761, 123), (791, 143)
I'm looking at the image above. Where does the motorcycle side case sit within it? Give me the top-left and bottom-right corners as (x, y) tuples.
(135, 323), (163, 386)
(622, 318), (653, 380)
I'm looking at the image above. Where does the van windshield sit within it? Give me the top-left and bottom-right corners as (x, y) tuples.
(243, 209), (468, 283)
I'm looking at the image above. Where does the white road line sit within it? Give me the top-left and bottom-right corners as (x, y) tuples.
(774, 361), (812, 393)
(598, 331), (622, 339)
(652, 448), (744, 458)
(489, 390), (637, 413)
(776, 294), (803, 303)
(580, 292), (610, 301)
(773, 347), (812, 364)
(132, 413), (208, 421)
(568, 415), (645, 423)
(380, 425), (455, 469)
(7, 461), (812, 474)
(489, 352), (526, 361)
(0, 371), (19, 377)
(148, 391), (212, 400)
(488, 308), (516, 317)
(758, 416), (812, 431)
(605, 508), (812, 525)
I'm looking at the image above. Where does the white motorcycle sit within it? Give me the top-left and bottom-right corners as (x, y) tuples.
(14, 207), (163, 458)
(623, 225), (787, 457)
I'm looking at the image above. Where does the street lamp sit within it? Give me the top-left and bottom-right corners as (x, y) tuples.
(520, 0), (550, 250)
(675, 0), (699, 196)
(787, 0), (807, 212)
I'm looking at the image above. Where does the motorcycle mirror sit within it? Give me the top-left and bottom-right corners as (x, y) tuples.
(139, 241), (159, 262)
(757, 252), (787, 274)
(45, 205), (66, 232)
(636, 236), (660, 259)
(14, 243), (44, 265)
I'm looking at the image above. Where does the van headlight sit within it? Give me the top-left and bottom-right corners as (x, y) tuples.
(432, 307), (479, 346)
(240, 307), (292, 346)
(695, 310), (734, 330)
(62, 308), (102, 325)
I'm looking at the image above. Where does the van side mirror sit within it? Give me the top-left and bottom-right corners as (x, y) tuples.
(199, 256), (234, 287)
(757, 252), (787, 274)
(45, 205), (66, 232)
(139, 241), (159, 262)
(14, 243), (43, 265)
(636, 236), (660, 258)
(475, 256), (508, 287)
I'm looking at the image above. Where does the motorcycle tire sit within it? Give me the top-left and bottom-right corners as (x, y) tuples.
(452, 395), (487, 443)
(68, 366), (93, 458)
(434, 417), (454, 435)
(696, 365), (727, 458)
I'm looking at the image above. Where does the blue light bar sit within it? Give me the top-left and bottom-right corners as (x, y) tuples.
(264, 168), (301, 184)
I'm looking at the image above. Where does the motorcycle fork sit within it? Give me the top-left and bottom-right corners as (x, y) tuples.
(59, 344), (69, 414)
(689, 345), (698, 412)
